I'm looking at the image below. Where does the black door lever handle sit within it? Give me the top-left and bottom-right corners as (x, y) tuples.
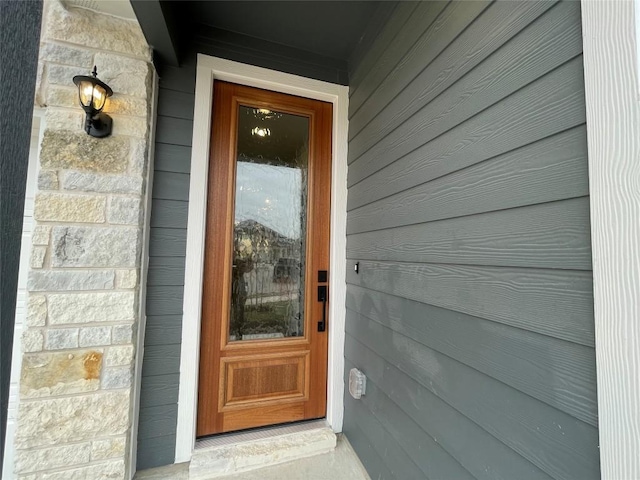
(317, 285), (327, 332)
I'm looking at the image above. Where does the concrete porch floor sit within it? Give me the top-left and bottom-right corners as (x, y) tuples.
(135, 435), (370, 480)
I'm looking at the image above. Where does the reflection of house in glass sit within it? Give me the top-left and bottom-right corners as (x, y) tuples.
(234, 219), (301, 265)
(230, 219), (305, 340)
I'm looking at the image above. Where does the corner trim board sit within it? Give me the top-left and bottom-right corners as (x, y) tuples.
(175, 54), (349, 463)
(581, 1), (640, 478)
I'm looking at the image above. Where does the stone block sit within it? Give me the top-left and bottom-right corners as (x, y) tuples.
(15, 390), (130, 449)
(40, 129), (130, 174)
(14, 442), (91, 474)
(26, 296), (47, 327)
(51, 226), (139, 268)
(102, 366), (132, 389)
(45, 86), (78, 109)
(39, 42), (94, 68)
(45, 328), (79, 350)
(111, 114), (148, 138)
(62, 171), (143, 194)
(35, 61), (45, 107)
(16, 474), (37, 480)
(22, 330), (44, 353)
(41, 459), (126, 480)
(129, 138), (148, 174)
(107, 197), (141, 225)
(111, 324), (134, 345)
(105, 345), (134, 367)
(37, 170), (59, 190)
(20, 350), (102, 399)
(44, 108), (83, 131)
(27, 270), (114, 292)
(30, 246), (47, 269)
(104, 94), (148, 117)
(79, 326), (111, 347)
(189, 427), (337, 480)
(130, 138), (149, 175)
(48, 292), (136, 325)
(46, 64), (84, 87)
(45, 0), (150, 59)
(91, 436), (126, 461)
(32, 226), (51, 246)
(34, 192), (105, 223)
(94, 53), (150, 98)
(115, 269), (137, 289)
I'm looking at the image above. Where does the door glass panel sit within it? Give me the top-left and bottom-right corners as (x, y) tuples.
(229, 106), (309, 341)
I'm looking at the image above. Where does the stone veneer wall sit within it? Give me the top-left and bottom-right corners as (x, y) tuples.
(12, 1), (153, 479)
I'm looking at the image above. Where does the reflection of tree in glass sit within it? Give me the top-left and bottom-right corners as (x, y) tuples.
(230, 231), (254, 339)
(229, 220), (301, 339)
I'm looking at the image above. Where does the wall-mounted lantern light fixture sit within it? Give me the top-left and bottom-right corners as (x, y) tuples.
(73, 66), (113, 138)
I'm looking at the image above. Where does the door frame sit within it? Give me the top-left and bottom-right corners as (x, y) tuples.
(175, 54), (349, 462)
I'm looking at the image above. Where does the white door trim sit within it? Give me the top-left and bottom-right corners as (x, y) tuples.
(175, 54), (349, 463)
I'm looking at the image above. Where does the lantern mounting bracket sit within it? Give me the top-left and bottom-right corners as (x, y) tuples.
(83, 112), (113, 138)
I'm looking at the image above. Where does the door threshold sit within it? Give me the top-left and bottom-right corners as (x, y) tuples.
(195, 419), (329, 450)
(190, 419), (336, 479)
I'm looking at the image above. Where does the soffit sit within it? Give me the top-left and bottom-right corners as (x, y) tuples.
(184, 1), (383, 61)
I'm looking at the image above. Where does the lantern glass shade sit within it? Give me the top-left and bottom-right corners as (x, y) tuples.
(78, 80), (108, 111)
(72, 67), (114, 138)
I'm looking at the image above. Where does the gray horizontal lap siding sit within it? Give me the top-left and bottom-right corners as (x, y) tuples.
(344, 2), (599, 480)
(137, 53), (195, 470)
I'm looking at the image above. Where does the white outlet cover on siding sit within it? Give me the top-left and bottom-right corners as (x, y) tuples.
(349, 368), (366, 399)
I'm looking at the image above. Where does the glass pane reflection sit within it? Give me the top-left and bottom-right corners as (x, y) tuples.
(229, 106), (309, 341)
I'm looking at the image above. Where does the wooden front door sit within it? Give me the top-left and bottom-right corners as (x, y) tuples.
(197, 81), (332, 436)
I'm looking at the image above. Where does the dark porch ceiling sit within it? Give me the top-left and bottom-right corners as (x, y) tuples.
(188, 1), (381, 61)
(131, 0), (399, 84)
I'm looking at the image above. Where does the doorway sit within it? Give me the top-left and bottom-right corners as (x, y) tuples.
(196, 81), (333, 436)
